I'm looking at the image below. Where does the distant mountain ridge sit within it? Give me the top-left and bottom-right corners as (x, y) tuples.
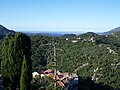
(0, 24), (15, 35)
(103, 26), (120, 35)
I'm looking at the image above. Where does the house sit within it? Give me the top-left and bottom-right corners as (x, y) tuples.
(66, 38), (69, 40)
(72, 40), (78, 43)
(37, 69), (79, 88)
(32, 72), (39, 78)
(57, 71), (61, 75)
(77, 37), (81, 40)
(40, 74), (45, 77)
(57, 81), (64, 87)
(60, 73), (69, 78)
(62, 77), (71, 84)
(50, 74), (60, 80)
(43, 69), (54, 74)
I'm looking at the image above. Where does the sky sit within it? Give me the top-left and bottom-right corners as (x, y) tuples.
(0, 0), (120, 33)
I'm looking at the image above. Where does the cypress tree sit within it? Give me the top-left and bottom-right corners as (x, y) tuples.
(1, 32), (32, 90)
(20, 33), (32, 90)
(7, 35), (16, 89)
(1, 34), (12, 90)
(20, 56), (31, 90)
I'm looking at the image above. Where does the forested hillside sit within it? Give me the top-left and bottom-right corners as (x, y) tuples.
(30, 31), (120, 89)
(0, 31), (120, 89)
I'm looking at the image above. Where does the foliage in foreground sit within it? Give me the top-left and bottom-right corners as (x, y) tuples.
(1, 33), (32, 90)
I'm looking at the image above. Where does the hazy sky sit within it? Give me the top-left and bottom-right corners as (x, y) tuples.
(0, 0), (120, 32)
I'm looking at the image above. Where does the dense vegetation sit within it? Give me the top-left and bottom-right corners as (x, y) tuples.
(0, 30), (120, 89)
(30, 31), (120, 89)
(1, 33), (32, 90)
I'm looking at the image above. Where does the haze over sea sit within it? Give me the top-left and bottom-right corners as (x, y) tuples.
(16, 28), (106, 35)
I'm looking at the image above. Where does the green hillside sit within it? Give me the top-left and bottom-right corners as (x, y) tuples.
(0, 31), (120, 89)
(29, 32), (120, 89)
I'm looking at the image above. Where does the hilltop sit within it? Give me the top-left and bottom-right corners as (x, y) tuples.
(0, 24), (15, 36)
(103, 26), (120, 35)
